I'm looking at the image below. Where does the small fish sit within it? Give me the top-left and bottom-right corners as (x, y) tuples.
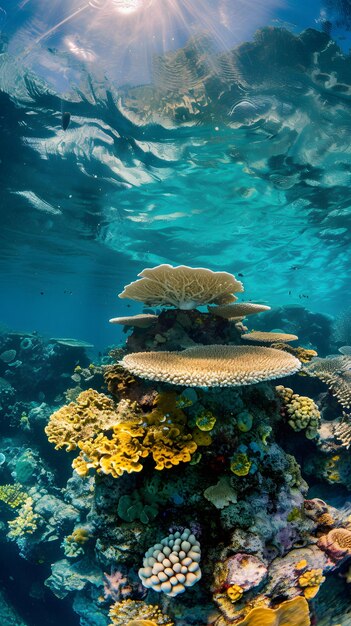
(40, 291), (44, 295)
(290, 265), (299, 270)
(288, 290), (291, 295)
(61, 111), (71, 131)
(238, 273), (244, 277)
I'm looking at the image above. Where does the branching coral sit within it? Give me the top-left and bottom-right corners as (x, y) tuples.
(121, 345), (301, 387)
(118, 264), (243, 309)
(276, 386), (320, 439)
(334, 415), (351, 448)
(7, 497), (38, 539)
(109, 599), (173, 626)
(304, 355), (351, 409)
(45, 389), (119, 451)
(0, 483), (28, 508)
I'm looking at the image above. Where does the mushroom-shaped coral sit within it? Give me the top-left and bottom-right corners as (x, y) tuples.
(242, 331), (298, 343)
(234, 596), (310, 626)
(118, 264), (243, 310)
(109, 599), (173, 626)
(276, 386), (320, 439)
(208, 302), (271, 319)
(317, 528), (351, 560)
(120, 345), (301, 388)
(109, 314), (158, 328)
(138, 529), (201, 597)
(45, 389), (119, 451)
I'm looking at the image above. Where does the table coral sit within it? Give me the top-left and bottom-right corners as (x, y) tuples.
(45, 389), (119, 451)
(109, 599), (173, 626)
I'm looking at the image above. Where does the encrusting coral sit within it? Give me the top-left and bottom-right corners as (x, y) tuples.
(298, 568), (325, 599)
(276, 386), (321, 439)
(109, 599), (173, 626)
(121, 345), (301, 387)
(227, 596), (310, 626)
(45, 389), (119, 451)
(118, 264), (243, 309)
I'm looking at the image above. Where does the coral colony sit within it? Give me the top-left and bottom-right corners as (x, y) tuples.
(1, 264), (351, 626)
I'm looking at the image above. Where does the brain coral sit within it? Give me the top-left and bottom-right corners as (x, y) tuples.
(318, 528), (351, 560)
(208, 302), (271, 319)
(118, 264), (243, 309)
(109, 599), (173, 626)
(121, 345), (301, 387)
(45, 389), (118, 451)
(139, 529), (201, 597)
(243, 331), (298, 343)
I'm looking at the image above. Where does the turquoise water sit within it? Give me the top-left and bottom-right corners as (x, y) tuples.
(1, 2), (351, 625)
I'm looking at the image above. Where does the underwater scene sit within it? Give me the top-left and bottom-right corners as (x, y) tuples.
(1, 0), (351, 625)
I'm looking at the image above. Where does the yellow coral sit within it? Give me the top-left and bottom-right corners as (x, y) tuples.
(73, 392), (197, 478)
(192, 427), (212, 446)
(298, 569), (325, 599)
(230, 452), (252, 476)
(45, 389), (119, 451)
(7, 497), (38, 539)
(109, 599), (173, 626)
(276, 386), (320, 438)
(227, 584), (244, 602)
(235, 596), (310, 625)
(195, 410), (216, 431)
(271, 343), (317, 363)
(0, 484), (27, 509)
(66, 527), (90, 544)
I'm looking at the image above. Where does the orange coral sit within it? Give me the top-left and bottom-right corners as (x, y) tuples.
(298, 569), (325, 599)
(109, 599), (173, 626)
(45, 389), (118, 451)
(235, 596), (310, 626)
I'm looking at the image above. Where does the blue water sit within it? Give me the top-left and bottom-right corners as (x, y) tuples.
(1, 2), (351, 625)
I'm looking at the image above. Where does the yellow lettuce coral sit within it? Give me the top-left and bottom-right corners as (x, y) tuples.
(271, 343), (317, 363)
(45, 389), (119, 451)
(73, 392), (197, 478)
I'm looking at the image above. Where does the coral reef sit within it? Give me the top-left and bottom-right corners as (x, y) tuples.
(4, 265), (351, 626)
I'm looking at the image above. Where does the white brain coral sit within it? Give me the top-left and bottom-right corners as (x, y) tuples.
(118, 264), (243, 310)
(139, 529), (201, 597)
(121, 344), (301, 388)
